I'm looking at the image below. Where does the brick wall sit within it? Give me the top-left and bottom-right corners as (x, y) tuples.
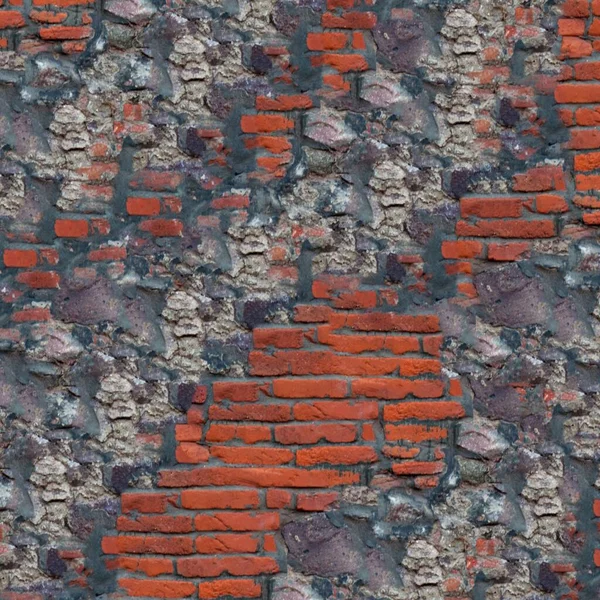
(1, 0), (600, 599)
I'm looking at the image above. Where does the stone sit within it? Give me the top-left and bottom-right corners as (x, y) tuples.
(105, 0), (157, 24)
(282, 515), (363, 577)
(474, 265), (550, 328)
(305, 110), (357, 149)
(458, 421), (509, 460)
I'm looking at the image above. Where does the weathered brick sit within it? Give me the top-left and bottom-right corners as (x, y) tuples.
(198, 579), (261, 599)
(195, 512), (280, 531)
(118, 579), (196, 598)
(4, 249), (37, 268)
(240, 115), (294, 133)
(195, 534), (260, 554)
(455, 219), (556, 238)
(296, 445), (377, 466)
(177, 556), (279, 577)
(209, 446), (294, 465)
(383, 401), (466, 421)
(159, 466), (360, 488)
(274, 423), (357, 444)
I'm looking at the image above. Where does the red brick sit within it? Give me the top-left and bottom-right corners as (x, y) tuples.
(575, 194), (600, 208)
(127, 196), (161, 215)
(321, 332), (420, 354)
(556, 83), (600, 103)
(88, 246), (127, 261)
(211, 194), (249, 209)
(266, 489), (293, 508)
(241, 115), (294, 133)
(455, 219), (555, 238)
(293, 400), (379, 421)
(328, 0), (354, 7)
(208, 404), (291, 422)
(351, 378), (444, 399)
(117, 515), (193, 533)
(176, 443), (209, 463)
(33, 0), (93, 4)
(195, 534), (259, 554)
(561, 37), (592, 58)
(575, 107), (600, 126)
(256, 94), (313, 111)
(536, 194), (568, 213)
(213, 382), (260, 402)
(323, 74), (351, 91)
(576, 174), (600, 190)
(563, 0), (589, 16)
(306, 32), (347, 50)
(210, 446), (294, 465)
(195, 512), (280, 531)
(0, 11), (25, 28)
(460, 197), (523, 218)
(441, 240), (484, 259)
(293, 305), (332, 322)
(297, 492), (339, 511)
(16, 271), (60, 288)
(139, 219), (183, 237)
(106, 556), (173, 577)
(175, 424), (202, 442)
(181, 490), (259, 510)
(39, 25), (92, 39)
(583, 211), (600, 224)
(178, 556), (279, 577)
(310, 53), (369, 72)
(198, 579), (261, 599)
(392, 461), (445, 475)
(12, 308), (51, 322)
(476, 538), (499, 555)
(558, 18), (586, 35)
(321, 11), (377, 28)
(296, 445), (377, 466)
(253, 327), (305, 349)
(422, 335), (443, 356)
(383, 401), (466, 421)
(245, 136), (291, 153)
(55, 219), (89, 238)
(487, 242), (531, 261)
(345, 313), (440, 333)
(513, 166), (565, 191)
(332, 289), (377, 309)
(205, 424), (271, 444)
(121, 493), (172, 514)
(4, 249), (37, 268)
(275, 423), (356, 444)
(272, 378), (347, 398)
(119, 579), (195, 598)
(385, 424), (448, 442)
(159, 466), (360, 488)
(569, 128), (600, 149)
(352, 31), (366, 49)
(103, 535), (193, 555)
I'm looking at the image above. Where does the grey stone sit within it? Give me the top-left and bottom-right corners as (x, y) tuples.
(282, 515), (363, 577)
(474, 265), (550, 328)
(458, 421), (509, 459)
(105, 0), (157, 24)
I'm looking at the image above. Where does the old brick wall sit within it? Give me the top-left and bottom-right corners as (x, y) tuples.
(1, 0), (600, 598)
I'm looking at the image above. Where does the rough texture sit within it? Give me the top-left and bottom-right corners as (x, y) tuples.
(0, 0), (599, 599)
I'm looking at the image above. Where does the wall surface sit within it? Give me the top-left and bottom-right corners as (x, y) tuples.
(0, 0), (599, 598)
